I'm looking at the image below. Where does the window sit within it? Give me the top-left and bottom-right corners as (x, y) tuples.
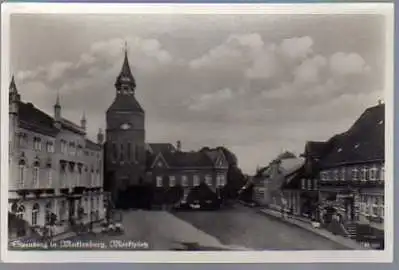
(112, 143), (117, 161)
(18, 160), (25, 188)
(205, 175), (212, 186)
(320, 171), (328, 181)
(313, 179), (317, 190)
(369, 166), (378, 181)
(340, 168), (346, 181)
(69, 142), (76, 156)
(301, 179), (306, 190)
(77, 145), (82, 156)
(15, 205), (25, 220)
(91, 170), (95, 186)
(32, 162), (40, 188)
(352, 167), (359, 181)
(18, 133), (27, 147)
(77, 168), (81, 186)
(135, 145), (139, 162)
(380, 166), (385, 181)
(156, 176), (163, 187)
(334, 169), (339, 181)
(181, 175), (188, 187)
(193, 175), (200, 186)
(46, 142), (54, 153)
(127, 142), (131, 161)
(59, 200), (66, 221)
(360, 167), (368, 181)
(61, 140), (67, 154)
(45, 201), (52, 225)
(219, 175), (226, 186)
(32, 204), (39, 226)
(48, 168), (53, 186)
(120, 144), (124, 161)
(33, 137), (42, 151)
(169, 176), (176, 187)
(307, 179), (312, 190)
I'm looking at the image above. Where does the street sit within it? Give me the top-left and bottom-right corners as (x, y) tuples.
(68, 204), (349, 250)
(68, 210), (237, 250)
(173, 204), (349, 250)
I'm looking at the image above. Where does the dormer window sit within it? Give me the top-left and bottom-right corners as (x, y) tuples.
(337, 148), (342, 153)
(378, 120), (384, 125)
(354, 143), (360, 149)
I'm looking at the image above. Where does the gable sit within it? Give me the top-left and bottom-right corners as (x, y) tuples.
(215, 151), (229, 168)
(150, 152), (169, 169)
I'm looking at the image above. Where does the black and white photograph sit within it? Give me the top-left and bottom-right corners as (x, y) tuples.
(1, 2), (394, 263)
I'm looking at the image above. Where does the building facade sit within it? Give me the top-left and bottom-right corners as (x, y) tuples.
(146, 143), (228, 207)
(317, 102), (384, 245)
(252, 154), (304, 212)
(8, 76), (106, 239)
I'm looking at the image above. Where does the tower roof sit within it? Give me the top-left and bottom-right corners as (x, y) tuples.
(9, 75), (17, 92)
(114, 43), (136, 90)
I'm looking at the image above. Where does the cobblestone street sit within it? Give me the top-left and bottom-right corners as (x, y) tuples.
(173, 204), (350, 250)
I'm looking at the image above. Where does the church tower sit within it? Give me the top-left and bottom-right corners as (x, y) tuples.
(105, 42), (146, 206)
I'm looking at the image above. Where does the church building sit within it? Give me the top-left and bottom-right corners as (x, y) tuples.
(104, 45), (228, 209)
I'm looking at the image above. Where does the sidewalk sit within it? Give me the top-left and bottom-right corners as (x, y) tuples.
(258, 208), (370, 250)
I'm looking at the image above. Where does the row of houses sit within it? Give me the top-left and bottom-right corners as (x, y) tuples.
(251, 101), (385, 247)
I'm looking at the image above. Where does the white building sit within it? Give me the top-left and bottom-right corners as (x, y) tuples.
(8, 76), (107, 240)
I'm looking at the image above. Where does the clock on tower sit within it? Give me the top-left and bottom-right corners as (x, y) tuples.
(120, 123), (132, 130)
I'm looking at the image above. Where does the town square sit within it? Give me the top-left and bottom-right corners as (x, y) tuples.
(6, 7), (389, 253)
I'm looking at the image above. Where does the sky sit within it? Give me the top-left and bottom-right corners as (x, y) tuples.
(9, 13), (386, 174)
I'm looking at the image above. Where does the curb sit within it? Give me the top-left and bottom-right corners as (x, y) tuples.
(257, 209), (369, 250)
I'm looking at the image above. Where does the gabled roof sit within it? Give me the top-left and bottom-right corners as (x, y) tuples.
(320, 103), (385, 168)
(18, 102), (59, 137)
(161, 151), (215, 168)
(304, 141), (330, 159)
(61, 118), (85, 135)
(148, 143), (176, 154)
(85, 139), (102, 151)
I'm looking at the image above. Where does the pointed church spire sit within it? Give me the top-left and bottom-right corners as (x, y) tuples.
(9, 75), (17, 93)
(115, 41), (136, 92)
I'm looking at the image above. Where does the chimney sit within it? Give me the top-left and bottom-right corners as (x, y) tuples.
(176, 140), (181, 152)
(97, 128), (104, 145)
(378, 99), (383, 105)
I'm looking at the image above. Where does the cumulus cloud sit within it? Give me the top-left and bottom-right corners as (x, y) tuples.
(11, 14), (384, 173)
(293, 55), (327, 84)
(188, 88), (234, 111)
(329, 52), (371, 76)
(279, 36), (314, 59)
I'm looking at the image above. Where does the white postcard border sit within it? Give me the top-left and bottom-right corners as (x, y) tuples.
(0, 2), (394, 263)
